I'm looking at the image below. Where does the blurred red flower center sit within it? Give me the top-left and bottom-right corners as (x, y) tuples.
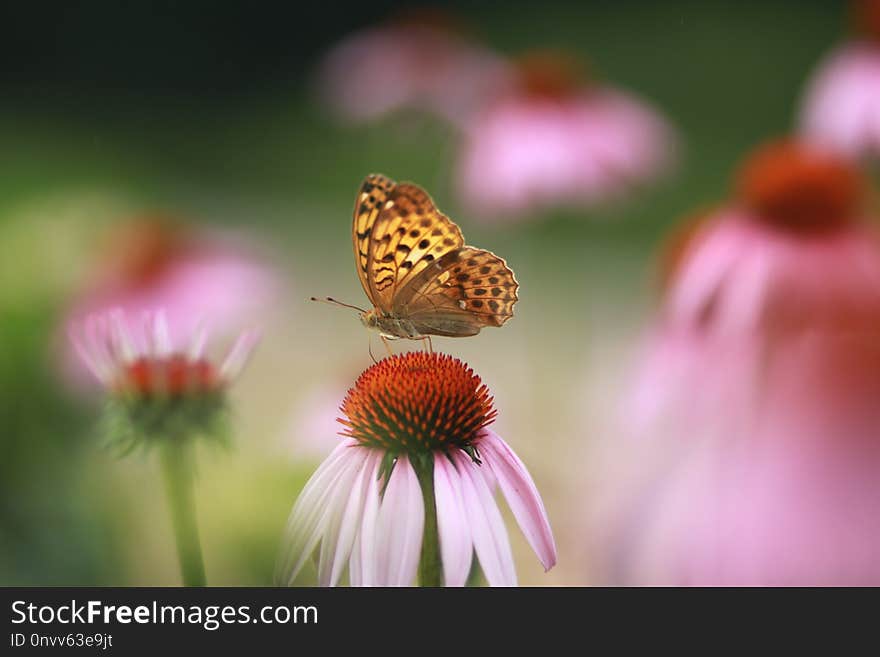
(854, 0), (880, 42)
(122, 356), (219, 396)
(97, 216), (189, 290)
(516, 50), (586, 100)
(338, 352), (496, 453)
(389, 6), (465, 35)
(736, 140), (864, 233)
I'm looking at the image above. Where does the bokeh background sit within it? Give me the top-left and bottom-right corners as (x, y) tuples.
(0, 0), (853, 585)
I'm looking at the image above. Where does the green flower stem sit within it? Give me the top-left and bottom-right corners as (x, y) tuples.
(414, 456), (442, 587)
(466, 556), (484, 587)
(159, 440), (206, 587)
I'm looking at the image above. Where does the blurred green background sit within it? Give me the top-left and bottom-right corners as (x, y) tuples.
(0, 0), (844, 585)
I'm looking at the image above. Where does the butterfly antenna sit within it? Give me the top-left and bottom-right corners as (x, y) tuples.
(309, 297), (367, 313)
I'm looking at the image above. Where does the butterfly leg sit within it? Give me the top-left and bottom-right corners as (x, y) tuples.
(421, 336), (433, 354)
(368, 338), (379, 365)
(381, 335), (394, 358)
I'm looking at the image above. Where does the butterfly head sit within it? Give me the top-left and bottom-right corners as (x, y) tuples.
(359, 308), (381, 330)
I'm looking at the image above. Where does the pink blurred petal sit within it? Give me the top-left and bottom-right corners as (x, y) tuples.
(187, 321), (208, 360)
(801, 42), (880, 159)
(67, 322), (109, 385)
(280, 382), (353, 458)
(603, 196), (880, 584)
(219, 329), (260, 381)
(316, 21), (511, 127)
(61, 228), (280, 393)
(667, 211), (880, 335)
(108, 308), (136, 363)
(150, 309), (172, 357)
(620, 335), (880, 585)
(457, 89), (676, 219)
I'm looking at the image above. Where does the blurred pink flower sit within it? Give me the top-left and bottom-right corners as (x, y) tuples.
(800, 44), (880, 158)
(69, 308), (259, 396)
(612, 334), (880, 586)
(68, 307), (259, 450)
(61, 215), (278, 389)
(800, 1), (880, 159)
(280, 381), (351, 459)
(277, 353), (556, 587)
(315, 9), (510, 126)
(597, 139), (880, 585)
(455, 52), (676, 219)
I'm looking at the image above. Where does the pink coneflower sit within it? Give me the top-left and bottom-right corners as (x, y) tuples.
(315, 8), (510, 126)
(622, 140), (879, 433)
(69, 307), (259, 447)
(63, 215), (276, 384)
(596, 139), (880, 585)
(277, 352), (556, 587)
(666, 139), (880, 336)
(800, 0), (880, 159)
(456, 51), (676, 219)
(70, 307), (258, 400)
(69, 307), (259, 586)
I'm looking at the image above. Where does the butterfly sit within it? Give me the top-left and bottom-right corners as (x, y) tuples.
(326, 173), (518, 345)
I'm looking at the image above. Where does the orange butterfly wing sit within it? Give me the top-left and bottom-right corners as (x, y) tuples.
(352, 174), (397, 312)
(351, 174), (518, 336)
(352, 174), (464, 312)
(396, 246), (519, 336)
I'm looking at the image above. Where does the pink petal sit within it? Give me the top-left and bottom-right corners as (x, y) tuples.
(317, 449), (380, 587)
(151, 309), (172, 357)
(318, 448), (382, 586)
(68, 323), (110, 385)
(480, 431), (557, 571)
(220, 329), (261, 380)
(717, 244), (774, 333)
(373, 456), (424, 586)
(668, 215), (744, 327)
(85, 313), (115, 376)
(453, 450), (516, 586)
(800, 44), (880, 158)
(187, 320), (208, 360)
(108, 308), (136, 363)
(350, 456), (382, 586)
(276, 440), (361, 584)
(433, 454), (473, 586)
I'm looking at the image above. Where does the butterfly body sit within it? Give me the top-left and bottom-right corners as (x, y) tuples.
(352, 174), (518, 340)
(360, 309), (422, 339)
